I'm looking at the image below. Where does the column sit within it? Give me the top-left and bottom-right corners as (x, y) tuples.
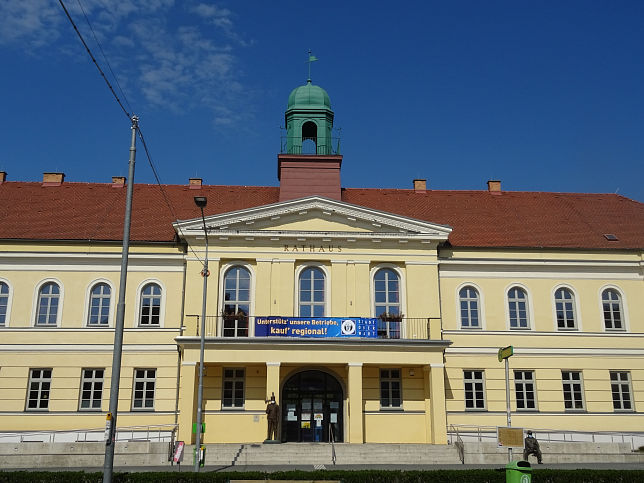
(266, 362), (281, 403)
(429, 363), (447, 443)
(347, 362), (364, 443)
(178, 361), (197, 443)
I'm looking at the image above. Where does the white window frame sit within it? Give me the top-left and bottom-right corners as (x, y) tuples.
(0, 278), (13, 327)
(295, 263), (330, 318)
(222, 367), (245, 409)
(610, 371), (634, 412)
(370, 264), (406, 338)
(131, 368), (156, 411)
(26, 368), (52, 411)
(134, 279), (166, 328)
(456, 283), (483, 330)
(218, 261), (256, 337)
(504, 283), (533, 331)
(599, 285), (628, 332)
(379, 368), (402, 409)
(32, 278), (64, 327)
(562, 370), (586, 411)
(79, 368), (104, 411)
(514, 370), (537, 411)
(552, 285), (581, 331)
(84, 279), (115, 328)
(463, 369), (486, 411)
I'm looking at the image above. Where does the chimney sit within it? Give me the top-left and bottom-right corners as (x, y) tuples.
(0, 171), (6, 184)
(42, 172), (65, 186)
(487, 179), (502, 193)
(112, 176), (126, 188)
(189, 178), (203, 190)
(413, 178), (427, 193)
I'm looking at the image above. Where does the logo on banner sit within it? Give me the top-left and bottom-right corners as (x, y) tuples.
(341, 319), (356, 335)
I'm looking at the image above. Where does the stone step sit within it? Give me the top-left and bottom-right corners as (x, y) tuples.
(196, 443), (462, 465)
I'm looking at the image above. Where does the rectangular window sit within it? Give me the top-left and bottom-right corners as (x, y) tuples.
(132, 369), (156, 410)
(222, 368), (245, 408)
(26, 368), (52, 411)
(610, 371), (633, 411)
(514, 370), (537, 410)
(562, 371), (585, 411)
(464, 370), (486, 410)
(380, 368), (402, 408)
(79, 368), (104, 411)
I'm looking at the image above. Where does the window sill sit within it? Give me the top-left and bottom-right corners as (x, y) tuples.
(379, 407), (404, 412)
(464, 408), (487, 412)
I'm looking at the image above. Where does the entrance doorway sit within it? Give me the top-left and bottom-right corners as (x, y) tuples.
(281, 370), (343, 442)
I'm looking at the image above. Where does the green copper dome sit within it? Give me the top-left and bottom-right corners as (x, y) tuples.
(287, 80), (331, 110)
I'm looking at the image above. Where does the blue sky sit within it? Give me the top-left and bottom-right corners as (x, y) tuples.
(1, 1), (643, 201)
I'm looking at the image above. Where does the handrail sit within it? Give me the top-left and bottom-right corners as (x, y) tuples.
(447, 423), (644, 450)
(329, 424), (336, 465)
(0, 424), (178, 444)
(449, 424), (465, 464)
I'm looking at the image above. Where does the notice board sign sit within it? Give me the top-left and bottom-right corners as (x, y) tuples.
(497, 427), (524, 447)
(255, 317), (378, 338)
(172, 441), (185, 463)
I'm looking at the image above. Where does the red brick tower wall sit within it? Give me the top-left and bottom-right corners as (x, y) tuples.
(278, 154), (342, 201)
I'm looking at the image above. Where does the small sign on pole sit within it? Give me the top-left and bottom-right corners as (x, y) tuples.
(104, 412), (113, 445)
(498, 345), (514, 362)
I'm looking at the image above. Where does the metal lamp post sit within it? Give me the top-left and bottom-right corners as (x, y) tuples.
(193, 196), (208, 471)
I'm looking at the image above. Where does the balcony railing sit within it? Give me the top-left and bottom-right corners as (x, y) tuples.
(183, 315), (440, 340)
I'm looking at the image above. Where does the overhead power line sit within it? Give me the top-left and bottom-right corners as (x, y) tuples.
(58, 0), (131, 120)
(58, 0), (206, 265)
(75, 0), (133, 116)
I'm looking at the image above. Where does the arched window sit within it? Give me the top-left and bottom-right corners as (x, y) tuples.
(36, 282), (60, 326)
(602, 289), (624, 330)
(0, 282), (9, 326)
(459, 286), (480, 329)
(555, 287), (577, 330)
(374, 268), (401, 339)
(508, 287), (529, 329)
(139, 283), (161, 326)
(88, 283), (111, 326)
(299, 267), (325, 317)
(222, 266), (250, 337)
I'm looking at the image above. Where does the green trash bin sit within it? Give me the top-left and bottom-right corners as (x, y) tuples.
(505, 460), (532, 483)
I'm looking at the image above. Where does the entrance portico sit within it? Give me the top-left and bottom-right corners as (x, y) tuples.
(176, 337), (449, 445)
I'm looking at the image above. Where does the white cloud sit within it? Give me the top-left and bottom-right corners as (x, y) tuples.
(1, 0), (250, 126)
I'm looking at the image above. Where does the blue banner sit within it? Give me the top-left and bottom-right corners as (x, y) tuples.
(255, 317), (378, 338)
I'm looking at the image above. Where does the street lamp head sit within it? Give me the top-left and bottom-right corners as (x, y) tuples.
(194, 196), (207, 208)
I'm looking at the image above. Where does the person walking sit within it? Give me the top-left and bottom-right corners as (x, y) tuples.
(523, 430), (543, 464)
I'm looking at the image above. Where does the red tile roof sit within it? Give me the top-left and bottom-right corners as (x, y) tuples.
(1, 181), (643, 249)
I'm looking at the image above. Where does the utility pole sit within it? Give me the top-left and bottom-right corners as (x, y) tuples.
(498, 345), (514, 463)
(103, 115), (138, 483)
(193, 196), (209, 471)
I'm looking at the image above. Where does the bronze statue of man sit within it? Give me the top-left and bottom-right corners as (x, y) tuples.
(523, 430), (543, 464)
(265, 393), (280, 441)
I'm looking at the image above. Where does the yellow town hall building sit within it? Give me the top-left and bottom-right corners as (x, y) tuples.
(0, 79), (642, 448)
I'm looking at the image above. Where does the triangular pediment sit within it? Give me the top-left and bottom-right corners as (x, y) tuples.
(174, 196), (451, 242)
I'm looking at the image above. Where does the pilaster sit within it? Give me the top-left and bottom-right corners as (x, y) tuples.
(347, 362), (364, 443)
(178, 361), (197, 443)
